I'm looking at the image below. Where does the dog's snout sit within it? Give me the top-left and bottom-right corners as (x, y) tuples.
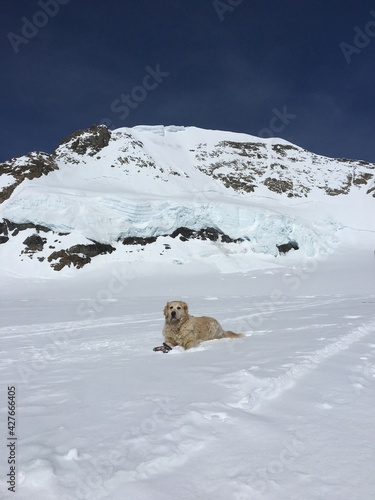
(171, 310), (176, 317)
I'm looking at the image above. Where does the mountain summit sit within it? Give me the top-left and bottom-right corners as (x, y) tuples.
(0, 124), (374, 273)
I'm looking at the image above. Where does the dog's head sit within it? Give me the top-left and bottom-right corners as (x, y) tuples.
(163, 301), (189, 323)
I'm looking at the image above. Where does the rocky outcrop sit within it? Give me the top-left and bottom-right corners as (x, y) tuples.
(48, 250), (91, 271)
(170, 227), (243, 243)
(119, 227), (243, 247)
(23, 234), (46, 252)
(194, 140), (375, 198)
(0, 124), (373, 273)
(57, 125), (111, 156)
(0, 152), (58, 203)
(2, 219), (51, 236)
(1, 218), (116, 270)
(122, 235), (158, 246)
(277, 240), (299, 255)
(264, 177), (295, 196)
(68, 242), (116, 258)
(0, 125), (113, 204)
(48, 241), (115, 271)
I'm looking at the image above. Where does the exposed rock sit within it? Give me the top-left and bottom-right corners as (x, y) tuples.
(48, 250), (91, 271)
(47, 241), (115, 271)
(170, 227), (243, 243)
(4, 220), (51, 237)
(194, 139), (375, 197)
(0, 219), (118, 269)
(23, 234), (46, 252)
(170, 227), (196, 241)
(122, 236), (158, 246)
(353, 172), (373, 186)
(120, 227), (243, 247)
(264, 177), (295, 196)
(0, 152), (58, 203)
(68, 241), (116, 258)
(277, 240), (299, 255)
(57, 125), (111, 156)
(271, 144), (299, 157)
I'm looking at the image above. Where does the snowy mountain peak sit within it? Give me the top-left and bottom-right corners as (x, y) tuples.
(0, 124), (374, 274)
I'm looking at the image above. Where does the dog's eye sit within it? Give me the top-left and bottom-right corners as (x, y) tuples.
(177, 306), (181, 310)
(169, 306), (173, 309)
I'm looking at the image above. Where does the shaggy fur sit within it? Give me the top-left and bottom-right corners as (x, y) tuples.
(162, 301), (244, 350)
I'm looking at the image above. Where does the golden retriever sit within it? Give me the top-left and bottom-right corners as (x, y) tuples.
(162, 301), (244, 350)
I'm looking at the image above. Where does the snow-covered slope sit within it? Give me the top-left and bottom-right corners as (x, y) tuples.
(1, 125), (375, 500)
(0, 271), (374, 500)
(0, 124), (374, 275)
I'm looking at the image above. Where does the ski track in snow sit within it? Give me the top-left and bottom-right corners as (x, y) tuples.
(0, 294), (375, 499)
(217, 317), (375, 413)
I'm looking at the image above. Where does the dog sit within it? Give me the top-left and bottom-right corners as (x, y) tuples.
(161, 301), (244, 350)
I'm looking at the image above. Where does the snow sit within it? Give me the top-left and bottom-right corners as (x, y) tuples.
(1, 125), (373, 254)
(0, 248), (375, 499)
(1, 125), (375, 498)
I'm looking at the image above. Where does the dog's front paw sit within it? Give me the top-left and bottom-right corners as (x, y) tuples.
(153, 343), (172, 353)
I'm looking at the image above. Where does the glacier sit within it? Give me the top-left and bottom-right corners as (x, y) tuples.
(0, 124), (374, 275)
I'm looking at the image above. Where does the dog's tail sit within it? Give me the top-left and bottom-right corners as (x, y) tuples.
(223, 330), (245, 339)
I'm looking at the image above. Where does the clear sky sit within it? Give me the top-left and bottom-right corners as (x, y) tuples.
(1, 0), (375, 163)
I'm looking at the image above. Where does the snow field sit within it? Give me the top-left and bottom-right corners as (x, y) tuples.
(0, 280), (374, 499)
(0, 123), (374, 498)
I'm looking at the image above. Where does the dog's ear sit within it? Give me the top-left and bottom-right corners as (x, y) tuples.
(163, 302), (170, 318)
(182, 302), (189, 314)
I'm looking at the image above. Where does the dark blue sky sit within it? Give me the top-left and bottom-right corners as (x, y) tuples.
(1, 0), (375, 163)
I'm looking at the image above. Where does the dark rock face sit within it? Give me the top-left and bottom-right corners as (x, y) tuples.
(0, 125), (112, 204)
(170, 226), (243, 243)
(0, 153), (58, 203)
(68, 242), (116, 258)
(48, 250), (91, 271)
(119, 227), (243, 247)
(48, 241), (115, 271)
(0, 219), (51, 254)
(276, 240), (299, 255)
(3, 220), (51, 237)
(0, 218), (116, 270)
(23, 234), (46, 252)
(170, 227), (196, 241)
(57, 125), (111, 156)
(122, 236), (158, 246)
(0, 219), (51, 238)
(195, 140), (375, 198)
(0, 221), (7, 235)
(264, 177), (294, 196)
